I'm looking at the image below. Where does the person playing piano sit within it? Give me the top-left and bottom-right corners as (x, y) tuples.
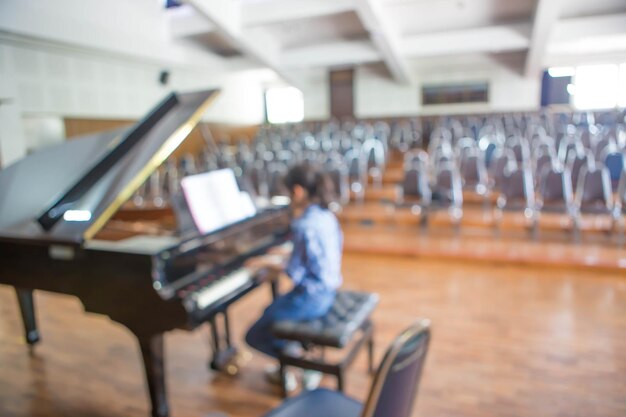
(244, 163), (343, 391)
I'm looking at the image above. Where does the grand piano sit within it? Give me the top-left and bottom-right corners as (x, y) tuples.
(0, 90), (291, 417)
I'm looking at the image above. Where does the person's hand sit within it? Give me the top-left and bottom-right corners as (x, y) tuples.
(244, 255), (284, 273)
(268, 242), (293, 257)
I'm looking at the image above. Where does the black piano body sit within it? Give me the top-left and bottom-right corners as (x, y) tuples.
(0, 90), (291, 417)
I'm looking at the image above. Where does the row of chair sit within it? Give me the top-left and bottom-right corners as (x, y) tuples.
(397, 148), (626, 242)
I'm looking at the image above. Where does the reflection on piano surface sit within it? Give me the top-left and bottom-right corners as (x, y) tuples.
(0, 90), (291, 417)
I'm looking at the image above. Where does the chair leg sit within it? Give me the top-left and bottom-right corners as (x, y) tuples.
(492, 209), (501, 238)
(336, 369), (345, 392)
(279, 361), (288, 398)
(530, 218), (539, 241)
(572, 222), (581, 244)
(367, 331), (375, 375)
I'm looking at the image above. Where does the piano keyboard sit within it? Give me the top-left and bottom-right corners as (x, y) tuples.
(192, 268), (253, 310)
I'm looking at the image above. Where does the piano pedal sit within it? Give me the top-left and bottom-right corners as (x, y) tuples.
(226, 364), (239, 376)
(210, 346), (243, 375)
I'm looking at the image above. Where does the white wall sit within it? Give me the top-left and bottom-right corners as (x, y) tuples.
(0, 0), (224, 70)
(0, 44), (26, 167)
(299, 70), (330, 120)
(0, 41), (272, 160)
(301, 54), (542, 120)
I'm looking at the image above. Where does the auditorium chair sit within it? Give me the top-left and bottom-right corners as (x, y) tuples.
(566, 150), (592, 191)
(455, 137), (478, 160)
(429, 126), (453, 147)
(579, 128), (593, 150)
(493, 165), (537, 237)
(390, 120), (419, 152)
(573, 163), (614, 241)
(449, 119), (465, 142)
(488, 148), (518, 193)
(478, 134), (499, 167)
(601, 148), (625, 192)
(533, 147), (557, 185)
(218, 319), (431, 417)
(616, 170), (626, 245)
(527, 125), (548, 143)
(429, 141), (454, 175)
(396, 155), (432, 228)
(459, 148), (489, 205)
(593, 136), (615, 161)
(530, 135), (555, 159)
(345, 149), (367, 203)
(326, 162), (351, 208)
(246, 160), (270, 199)
(431, 162), (463, 232)
(361, 138), (386, 188)
(507, 137), (531, 164)
(557, 134), (584, 163)
(536, 164), (576, 238)
(267, 162), (289, 197)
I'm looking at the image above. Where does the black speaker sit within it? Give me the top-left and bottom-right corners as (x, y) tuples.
(159, 70), (170, 86)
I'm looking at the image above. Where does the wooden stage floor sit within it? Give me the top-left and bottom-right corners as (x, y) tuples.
(2, 249), (626, 417)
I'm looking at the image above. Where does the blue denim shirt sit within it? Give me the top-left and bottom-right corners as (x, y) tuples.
(285, 204), (343, 294)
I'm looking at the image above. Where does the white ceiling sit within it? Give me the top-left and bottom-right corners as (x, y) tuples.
(2, 0), (626, 86)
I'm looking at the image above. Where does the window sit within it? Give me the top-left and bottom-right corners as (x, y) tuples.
(573, 64), (619, 110)
(265, 87), (304, 124)
(422, 82), (489, 105)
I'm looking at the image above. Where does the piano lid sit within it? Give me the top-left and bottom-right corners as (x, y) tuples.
(0, 89), (219, 245)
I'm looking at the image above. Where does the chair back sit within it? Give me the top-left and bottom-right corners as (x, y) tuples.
(360, 319), (431, 417)
(603, 151), (625, 192)
(434, 163), (463, 207)
(575, 164), (613, 214)
(327, 164), (350, 206)
(538, 166), (573, 207)
(459, 150), (487, 189)
(567, 150), (592, 190)
(401, 166), (432, 204)
(499, 166), (535, 210)
(489, 148), (517, 190)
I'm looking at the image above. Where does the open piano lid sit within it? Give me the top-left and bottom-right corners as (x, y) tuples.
(0, 90), (219, 246)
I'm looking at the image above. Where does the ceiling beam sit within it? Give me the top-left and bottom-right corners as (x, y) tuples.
(524, 0), (564, 78)
(552, 13), (626, 42)
(281, 40), (380, 69)
(402, 23), (531, 58)
(355, 0), (413, 84)
(243, 0), (356, 27)
(167, 4), (215, 38)
(185, 0), (301, 86)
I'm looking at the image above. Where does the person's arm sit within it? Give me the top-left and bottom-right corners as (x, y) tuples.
(244, 254), (286, 274)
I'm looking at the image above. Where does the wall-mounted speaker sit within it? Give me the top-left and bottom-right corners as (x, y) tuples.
(159, 70), (170, 86)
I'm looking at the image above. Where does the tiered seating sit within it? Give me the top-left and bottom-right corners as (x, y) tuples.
(132, 109), (626, 244)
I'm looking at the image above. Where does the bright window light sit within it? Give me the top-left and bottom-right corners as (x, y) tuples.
(573, 64), (619, 110)
(265, 86), (304, 124)
(617, 64), (626, 107)
(548, 67), (575, 77)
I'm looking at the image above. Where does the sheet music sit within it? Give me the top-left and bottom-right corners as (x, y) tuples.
(181, 169), (256, 235)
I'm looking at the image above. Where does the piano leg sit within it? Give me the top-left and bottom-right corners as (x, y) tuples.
(208, 311), (238, 373)
(15, 288), (40, 345)
(138, 334), (169, 417)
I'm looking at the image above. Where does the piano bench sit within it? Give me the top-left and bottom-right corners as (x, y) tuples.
(271, 290), (379, 397)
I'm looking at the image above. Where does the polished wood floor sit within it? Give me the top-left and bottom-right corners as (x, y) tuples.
(1, 248), (626, 417)
(342, 223), (626, 271)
